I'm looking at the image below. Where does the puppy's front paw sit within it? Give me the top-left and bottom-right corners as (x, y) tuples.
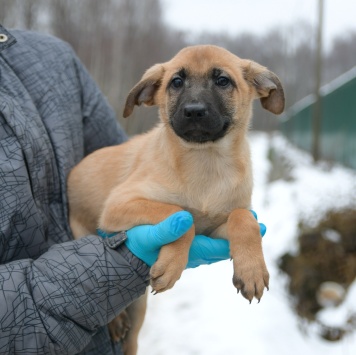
(150, 258), (186, 293)
(108, 311), (131, 343)
(232, 255), (269, 303)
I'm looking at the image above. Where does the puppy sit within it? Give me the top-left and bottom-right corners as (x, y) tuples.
(67, 45), (284, 354)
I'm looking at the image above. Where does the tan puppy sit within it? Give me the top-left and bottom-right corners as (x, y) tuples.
(67, 45), (284, 354)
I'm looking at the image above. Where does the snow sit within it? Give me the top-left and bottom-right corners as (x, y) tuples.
(138, 132), (356, 355)
(318, 281), (356, 328)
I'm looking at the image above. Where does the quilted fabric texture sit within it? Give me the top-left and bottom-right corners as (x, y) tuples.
(0, 25), (149, 354)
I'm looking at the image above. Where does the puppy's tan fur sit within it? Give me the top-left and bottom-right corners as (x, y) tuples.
(67, 45), (284, 354)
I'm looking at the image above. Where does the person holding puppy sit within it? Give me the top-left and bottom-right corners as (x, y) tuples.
(0, 25), (265, 355)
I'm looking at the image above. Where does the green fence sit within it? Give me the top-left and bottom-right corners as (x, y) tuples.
(280, 67), (356, 170)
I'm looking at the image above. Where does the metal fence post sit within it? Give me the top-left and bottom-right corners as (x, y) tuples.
(312, 0), (324, 162)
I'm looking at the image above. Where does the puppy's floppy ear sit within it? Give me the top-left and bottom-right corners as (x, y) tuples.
(244, 61), (285, 115)
(123, 64), (165, 118)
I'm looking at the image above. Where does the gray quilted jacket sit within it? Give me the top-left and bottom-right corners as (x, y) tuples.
(0, 25), (150, 354)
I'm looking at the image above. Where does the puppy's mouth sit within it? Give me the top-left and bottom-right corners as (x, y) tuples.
(171, 120), (231, 144)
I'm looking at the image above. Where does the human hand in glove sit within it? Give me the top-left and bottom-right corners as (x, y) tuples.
(123, 210), (266, 268)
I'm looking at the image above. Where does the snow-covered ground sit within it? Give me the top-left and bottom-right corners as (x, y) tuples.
(138, 132), (356, 355)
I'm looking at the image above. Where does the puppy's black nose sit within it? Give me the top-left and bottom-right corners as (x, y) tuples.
(184, 103), (207, 119)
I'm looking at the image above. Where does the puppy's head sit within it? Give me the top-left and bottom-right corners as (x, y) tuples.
(124, 45), (284, 144)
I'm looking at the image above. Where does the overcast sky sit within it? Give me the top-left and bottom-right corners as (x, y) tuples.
(162, 0), (356, 48)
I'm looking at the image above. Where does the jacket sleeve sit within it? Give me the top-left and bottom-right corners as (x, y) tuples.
(0, 234), (149, 355)
(71, 50), (128, 156)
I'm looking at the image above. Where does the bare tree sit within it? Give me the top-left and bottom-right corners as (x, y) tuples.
(324, 31), (356, 83)
(1, 0), (354, 133)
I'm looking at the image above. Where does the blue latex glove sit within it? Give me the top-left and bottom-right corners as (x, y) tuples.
(124, 210), (266, 268)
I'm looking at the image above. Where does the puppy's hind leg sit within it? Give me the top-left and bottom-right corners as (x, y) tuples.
(123, 291), (148, 355)
(108, 291), (148, 355)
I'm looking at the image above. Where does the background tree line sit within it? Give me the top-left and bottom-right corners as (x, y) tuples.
(1, 0), (355, 134)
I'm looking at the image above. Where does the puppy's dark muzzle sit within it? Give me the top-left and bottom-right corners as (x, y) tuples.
(171, 103), (230, 143)
(184, 103), (207, 120)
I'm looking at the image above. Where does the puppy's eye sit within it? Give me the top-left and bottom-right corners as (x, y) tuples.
(171, 77), (184, 89)
(216, 76), (230, 87)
